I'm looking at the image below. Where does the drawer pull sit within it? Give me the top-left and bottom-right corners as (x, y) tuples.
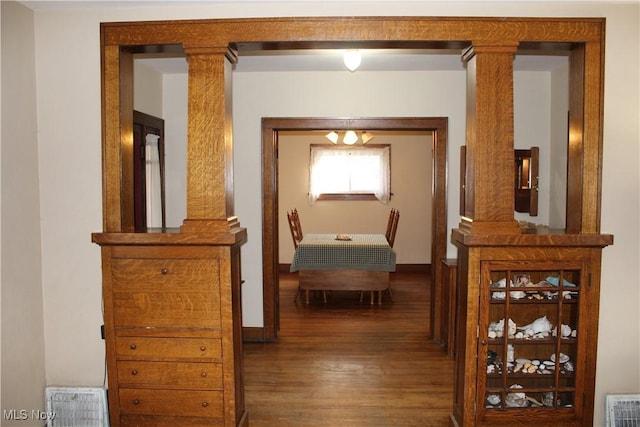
(133, 399), (140, 405)
(202, 402), (209, 408)
(200, 345), (207, 351)
(161, 268), (169, 275)
(201, 371), (207, 377)
(131, 369), (138, 376)
(129, 344), (137, 350)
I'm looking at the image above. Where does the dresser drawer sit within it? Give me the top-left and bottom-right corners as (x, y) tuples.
(110, 258), (221, 328)
(117, 361), (223, 389)
(119, 388), (224, 418)
(111, 258), (218, 287)
(116, 337), (221, 362)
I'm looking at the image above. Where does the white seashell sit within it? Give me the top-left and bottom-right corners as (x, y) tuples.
(532, 359), (541, 366)
(515, 331), (524, 339)
(519, 316), (553, 334)
(510, 290), (526, 299)
(571, 330), (577, 338)
(487, 394), (501, 405)
(564, 361), (574, 372)
(506, 385), (528, 407)
(494, 278), (507, 288)
(550, 352), (570, 363)
(488, 330), (497, 339)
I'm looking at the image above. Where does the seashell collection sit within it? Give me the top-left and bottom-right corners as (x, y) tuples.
(486, 388), (566, 409)
(490, 275), (579, 301)
(488, 316), (576, 340)
(485, 348), (575, 376)
(484, 274), (579, 409)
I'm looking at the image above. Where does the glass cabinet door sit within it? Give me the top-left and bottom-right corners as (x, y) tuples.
(478, 260), (585, 421)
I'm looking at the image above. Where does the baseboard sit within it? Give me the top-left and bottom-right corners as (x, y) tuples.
(242, 326), (273, 343)
(279, 263), (430, 274)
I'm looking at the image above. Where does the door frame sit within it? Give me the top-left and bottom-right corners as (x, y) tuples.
(259, 117), (448, 341)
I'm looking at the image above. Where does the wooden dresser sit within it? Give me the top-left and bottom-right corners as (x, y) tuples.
(92, 231), (247, 427)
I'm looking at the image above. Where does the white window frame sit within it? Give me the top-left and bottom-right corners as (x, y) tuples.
(308, 144), (391, 205)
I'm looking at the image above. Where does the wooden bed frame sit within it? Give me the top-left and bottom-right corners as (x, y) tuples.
(298, 269), (390, 305)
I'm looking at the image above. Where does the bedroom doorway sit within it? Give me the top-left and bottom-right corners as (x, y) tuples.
(259, 117), (448, 341)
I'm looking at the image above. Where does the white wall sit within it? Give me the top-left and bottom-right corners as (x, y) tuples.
(133, 60), (163, 118)
(549, 63), (569, 229)
(1, 2), (46, 425)
(3, 3), (634, 427)
(514, 71), (554, 225)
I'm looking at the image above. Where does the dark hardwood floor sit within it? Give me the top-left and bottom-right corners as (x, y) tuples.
(243, 271), (454, 427)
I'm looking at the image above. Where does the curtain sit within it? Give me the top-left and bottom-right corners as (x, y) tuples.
(308, 146), (390, 205)
(145, 133), (162, 228)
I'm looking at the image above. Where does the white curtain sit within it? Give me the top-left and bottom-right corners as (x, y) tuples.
(308, 146), (390, 205)
(145, 133), (162, 228)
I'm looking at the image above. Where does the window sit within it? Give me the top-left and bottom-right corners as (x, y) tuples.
(308, 144), (391, 204)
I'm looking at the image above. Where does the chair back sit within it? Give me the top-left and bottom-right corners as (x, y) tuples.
(386, 209), (400, 248)
(291, 208), (302, 239)
(287, 209), (303, 248)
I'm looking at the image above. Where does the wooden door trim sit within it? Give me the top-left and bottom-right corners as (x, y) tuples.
(260, 117), (448, 341)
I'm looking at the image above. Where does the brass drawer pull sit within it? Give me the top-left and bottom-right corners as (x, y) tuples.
(202, 402), (209, 407)
(131, 369), (138, 376)
(201, 371), (207, 377)
(129, 344), (137, 350)
(133, 399), (140, 405)
(200, 345), (207, 351)
(161, 268), (169, 275)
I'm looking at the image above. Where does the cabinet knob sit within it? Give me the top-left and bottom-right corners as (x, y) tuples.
(161, 268), (168, 275)
(201, 371), (207, 377)
(133, 399), (140, 405)
(200, 345), (207, 351)
(202, 402), (209, 408)
(129, 344), (137, 350)
(480, 340), (487, 346)
(131, 369), (138, 376)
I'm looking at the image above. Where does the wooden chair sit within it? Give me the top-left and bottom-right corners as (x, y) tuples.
(288, 209), (325, 303)
(385, 208), (397, 243)
(387, 209), (400, 248)
(381, 209), (400, 302)
(287, 209), (303, 248)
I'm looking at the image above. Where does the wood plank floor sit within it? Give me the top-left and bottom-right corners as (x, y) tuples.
(243, 271), (454, 427)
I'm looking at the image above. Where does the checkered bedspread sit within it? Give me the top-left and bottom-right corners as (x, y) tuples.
(290, 233), (396, 272)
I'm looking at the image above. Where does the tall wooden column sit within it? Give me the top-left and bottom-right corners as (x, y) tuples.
(460, 43), (521, 234)
(181, 46), (241, 235)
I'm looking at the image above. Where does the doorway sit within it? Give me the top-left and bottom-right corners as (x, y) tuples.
(260, 117), (448, 341)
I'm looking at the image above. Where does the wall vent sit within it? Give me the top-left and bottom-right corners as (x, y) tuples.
(606, 394), (640, 427)
(45, 387), (109, 427)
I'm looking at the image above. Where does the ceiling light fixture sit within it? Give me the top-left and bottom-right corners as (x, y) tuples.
(325, 130), (374, 145)
(343, 130), (358, 145)
(361, 131), (374, 144)
(343, 50), (362, 72)
(326, 131), (339, 144)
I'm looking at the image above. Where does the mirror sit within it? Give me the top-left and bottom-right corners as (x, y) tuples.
(514, 147), (539, 215)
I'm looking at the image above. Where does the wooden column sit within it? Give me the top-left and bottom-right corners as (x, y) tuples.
(181, 46), (240, 235)
(460, 43), (521, 234)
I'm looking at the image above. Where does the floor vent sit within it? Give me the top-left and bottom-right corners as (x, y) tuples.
(607, 394), (640, 427)
(45, 387), (109, 427)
